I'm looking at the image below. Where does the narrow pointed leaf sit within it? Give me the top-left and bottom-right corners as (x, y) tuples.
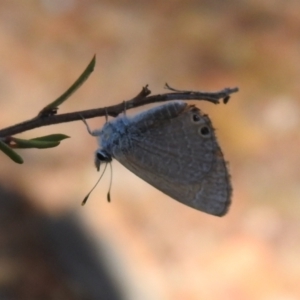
(38, 55), (96, 116)
(0, 140), (23, 164)
(11, 137), (61, 149)
(30, 134), (70, 142)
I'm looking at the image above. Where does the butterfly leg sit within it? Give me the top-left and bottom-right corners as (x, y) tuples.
(79, 114), (100, 137)
(123, 101), (127, 116)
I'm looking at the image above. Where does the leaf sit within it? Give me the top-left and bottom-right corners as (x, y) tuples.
(0, 140), (23, 164)
(38, 55), (96, 116)
(30, 134), (70, 142)
(10, 134), (69, 149)
(11, 137), (61, 149)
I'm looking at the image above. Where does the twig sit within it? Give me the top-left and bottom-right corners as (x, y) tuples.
(0, 56), (238, 138)
(0, 85), (238, 137)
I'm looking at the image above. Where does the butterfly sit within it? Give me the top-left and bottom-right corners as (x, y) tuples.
(83, 101), (231, 216)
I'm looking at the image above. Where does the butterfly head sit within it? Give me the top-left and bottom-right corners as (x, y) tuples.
(95, 149), (112, 171)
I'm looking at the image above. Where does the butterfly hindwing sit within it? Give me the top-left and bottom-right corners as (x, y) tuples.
(110, 102), (231, 216)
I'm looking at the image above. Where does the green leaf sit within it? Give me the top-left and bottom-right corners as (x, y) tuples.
(30, 134), (70, 142)
(0, 140), (23, 164)
(11, 134), (69, 149)
(38, 55), (96, 116)
(11, 137), (61, 149)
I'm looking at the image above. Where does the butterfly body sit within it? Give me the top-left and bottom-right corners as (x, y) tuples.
(93, 101), (231, 216)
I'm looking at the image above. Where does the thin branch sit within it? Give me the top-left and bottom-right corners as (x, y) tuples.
(0, 85), (238, 137)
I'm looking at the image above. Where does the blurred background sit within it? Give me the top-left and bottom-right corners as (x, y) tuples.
(0, 0), (299, 299)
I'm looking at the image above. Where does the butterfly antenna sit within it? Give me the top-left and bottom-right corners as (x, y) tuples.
(107, 162), (113, 202)
(82, 163), (108, 206)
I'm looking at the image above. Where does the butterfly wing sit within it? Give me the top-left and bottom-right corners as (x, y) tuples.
(115, 102), (231, 216)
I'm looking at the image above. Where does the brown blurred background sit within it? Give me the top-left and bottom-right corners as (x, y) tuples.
(0, 0), (300, 299)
